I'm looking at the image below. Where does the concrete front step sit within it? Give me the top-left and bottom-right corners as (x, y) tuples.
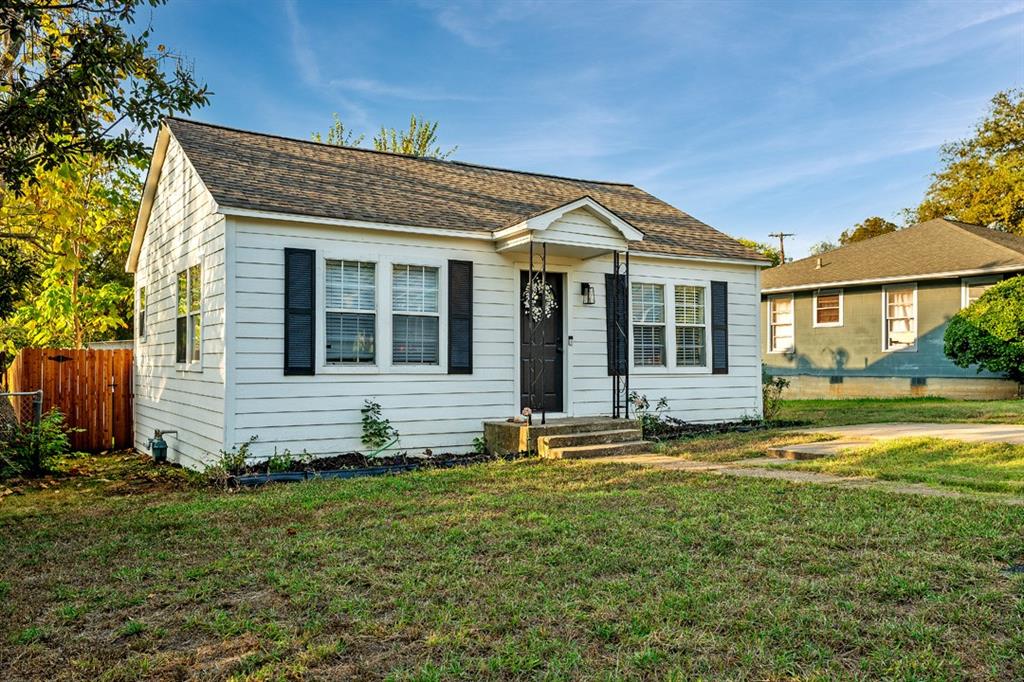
(547, 440), (654, 460)
(537, 428), (643, 458)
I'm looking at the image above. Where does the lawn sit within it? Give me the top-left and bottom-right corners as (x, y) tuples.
(779, 397), (1024, 426)
(784, 437), (1024, 496)
(2, 454), (1023, 680)
(654, 429), (836, 462)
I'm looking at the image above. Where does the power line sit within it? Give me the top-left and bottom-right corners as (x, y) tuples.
(768, 232), (795, 264)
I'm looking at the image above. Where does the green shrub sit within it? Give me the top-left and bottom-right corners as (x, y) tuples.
(630, 392), (669, 439)
(361, 399), (399, 452)
(0, 408), (74, 478)
(762, 371), (790, 422)
(944, 276), (1024, 382)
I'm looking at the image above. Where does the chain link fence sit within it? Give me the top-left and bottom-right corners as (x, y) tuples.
(0, 390), (43, 439)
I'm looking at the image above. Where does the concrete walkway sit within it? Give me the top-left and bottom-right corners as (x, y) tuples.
(799, 422), (1024, 445)
(585, 453), (1024, 505)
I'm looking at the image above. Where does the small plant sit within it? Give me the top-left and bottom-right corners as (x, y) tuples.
(204, 435), (258, 483)
(472, 435), (487, 455)
(266, 449), (299, 473)
(630, 392), (669, 439)
(0, 408), (75, 478)
(762, 371), (790, 422)
(361, 399), (399, 452)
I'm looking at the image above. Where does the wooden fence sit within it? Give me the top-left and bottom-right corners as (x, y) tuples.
(5, 348), (133, 452)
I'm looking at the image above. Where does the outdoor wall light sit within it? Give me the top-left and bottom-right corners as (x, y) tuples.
(581, 282), (596, 305)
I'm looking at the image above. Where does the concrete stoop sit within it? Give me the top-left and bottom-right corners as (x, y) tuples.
(482, 417), (653, 458)
(538, 428), (651, 459)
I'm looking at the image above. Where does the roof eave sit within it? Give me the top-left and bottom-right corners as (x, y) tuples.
(126, 124), (172, 274)
(762, 264), (1024, 293)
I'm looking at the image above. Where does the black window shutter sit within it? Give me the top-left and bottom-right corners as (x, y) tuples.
(284, 248), (316, 375)
(711, 280), (729, 375)
(605, 273), (627, 375)
(448, 260), (473, 374)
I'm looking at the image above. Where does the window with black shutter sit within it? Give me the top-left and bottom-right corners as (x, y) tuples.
(284, 248), (316, 375)
(711, 280), (729, 374)
(605, 273), (627, 375)
(448, 260), (473, 374)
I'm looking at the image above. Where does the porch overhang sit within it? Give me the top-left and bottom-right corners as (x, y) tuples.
(493, 196), (643, 258)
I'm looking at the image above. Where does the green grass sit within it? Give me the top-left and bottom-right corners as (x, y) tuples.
(779, 397), (1024, 427)
(786, 437), (1024, 495)
(655, 429), (836, 462)
(1, 454), (1023, 679)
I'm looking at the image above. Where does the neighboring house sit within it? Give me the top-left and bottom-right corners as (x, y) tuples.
(761, 219), (1024, 399)
(126, 118), (769, 469)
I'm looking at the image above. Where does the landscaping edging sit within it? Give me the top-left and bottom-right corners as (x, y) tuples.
(230, 454), (519, 487)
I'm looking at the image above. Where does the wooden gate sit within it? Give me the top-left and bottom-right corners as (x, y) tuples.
(5, 348), (133, 452)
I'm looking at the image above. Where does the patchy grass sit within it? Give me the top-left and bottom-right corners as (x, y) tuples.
(779, 397), (1024, 427)
(786, 437), (1024, 496)
(655, 429), (836, 462)
(1, 454), (1023, 679)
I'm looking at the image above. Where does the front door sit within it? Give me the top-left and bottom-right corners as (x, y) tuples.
(520, 271), (564, 412)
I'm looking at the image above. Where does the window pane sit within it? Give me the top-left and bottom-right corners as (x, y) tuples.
(769, 297), (794, 351)
(674, 285), (704, 325)
(191, 314), (201, 362)
(326, 261), (375, 310)
(631, 283), (664, 323)
(326, 312), (375, 363)
(886, 288), (916, 348)
(177, 271), (188, 316)
(633, 325), (665, 366)
(189, 264), (201, 312)
(393, 315), (439, 364)
(393, 264), (439, 313)
(816, 292), (840, 324)
(676, 326), (706, 366)
(175, 316), (187, 363)
(138, 287), (146, 338)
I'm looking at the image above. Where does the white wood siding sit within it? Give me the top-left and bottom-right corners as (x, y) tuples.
(133, 135), (227, 469)
(228, 216), (761, 461)
(539, 208), (626, 251)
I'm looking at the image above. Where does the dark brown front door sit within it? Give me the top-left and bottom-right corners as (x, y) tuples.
(520, 271), (564, 412)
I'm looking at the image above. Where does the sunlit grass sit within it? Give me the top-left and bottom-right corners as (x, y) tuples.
(779, 397), (1024, 426)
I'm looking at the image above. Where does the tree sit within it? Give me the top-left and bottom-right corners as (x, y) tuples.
(310, 113), (364, 147)
(0, 0), (208, 194)
(0, 156), (136, 352)
(0, 240), (34, 318)
(372, 115), (456, 159)
(839, 216), (898, 245)
(914, 89), (1024, 235)
(944, 276), (1024, 382)
(734, 238), (782, 266)
(809, 240), (838, 255)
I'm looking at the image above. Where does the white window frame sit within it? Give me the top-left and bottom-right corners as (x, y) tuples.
(175, 262), (202, 371)
(629, 278), (713, 374)
(316, 249), (448, 375)
(812, 288), (843, 328)
(324, 259), (378, 367)
(767, 293), (795, 354)
(137, 285), (147, 341)
(882, 283), (918, 353)
(630, 281), (667, 369)
(391, 263), (441, 366)
(961, 276), (999, 309)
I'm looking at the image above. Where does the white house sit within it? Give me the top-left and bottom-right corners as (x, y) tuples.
(127, 118), (769, 470)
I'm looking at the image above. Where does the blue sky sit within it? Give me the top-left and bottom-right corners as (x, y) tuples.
(150, 0), (1023, 257)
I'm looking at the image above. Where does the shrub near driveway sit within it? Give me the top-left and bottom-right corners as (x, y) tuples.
(1, 457), (1023, 680)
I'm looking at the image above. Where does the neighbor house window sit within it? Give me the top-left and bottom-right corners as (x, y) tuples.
(813, 289), (842, 327)
(962, 276), (999, 308)
(137, 286), (147, 340)
(768, 295), (794, 353)
(176, 265), (201, 365)
(392, 264), (439, 364)
(325, 260), (376, 364)
(884, 284), (917, 351)
(674, 285), (706, 367)
(632, 282), (665, 366)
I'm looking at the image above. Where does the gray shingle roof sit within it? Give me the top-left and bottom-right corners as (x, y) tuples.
(762, 218), (1024, 291)
(165, 118), (767, 262)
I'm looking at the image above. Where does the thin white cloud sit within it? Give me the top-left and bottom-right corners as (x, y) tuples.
(283, 0), (319, 86)
(421, 0), (546, 48)
(329, 78), (486, 102)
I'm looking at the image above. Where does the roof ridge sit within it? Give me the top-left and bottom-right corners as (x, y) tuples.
(164, 116), (635, 188)
(777, 220), (919, 270)
(936, 218), (1024, 257)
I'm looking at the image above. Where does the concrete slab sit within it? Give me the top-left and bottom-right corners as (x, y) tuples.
(798, 423), (1024, 445)
(767, 440), (875, 460)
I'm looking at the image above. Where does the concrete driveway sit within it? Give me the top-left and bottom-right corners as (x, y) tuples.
(801, 422), (1024, 445)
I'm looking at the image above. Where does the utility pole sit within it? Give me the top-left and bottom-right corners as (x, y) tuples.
(768, 232), (795, 264)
